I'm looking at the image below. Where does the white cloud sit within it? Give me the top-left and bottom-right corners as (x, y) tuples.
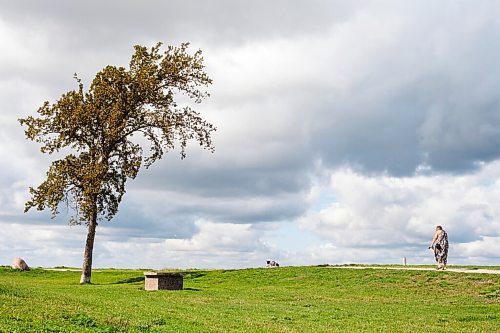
(455, 237), (500, 263)
(165, 220), (260, 252)
(98, 220), (273, 269)
(0, 222), (86, 267)
(0, 20), (49, 75)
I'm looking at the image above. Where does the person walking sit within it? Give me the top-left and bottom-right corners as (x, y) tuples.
(428, 225), (449, 270)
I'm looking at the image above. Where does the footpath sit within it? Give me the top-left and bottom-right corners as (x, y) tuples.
(330, 266), (500, 274)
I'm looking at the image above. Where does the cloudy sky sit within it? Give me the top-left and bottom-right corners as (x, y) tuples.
(1, 0), (500, 269)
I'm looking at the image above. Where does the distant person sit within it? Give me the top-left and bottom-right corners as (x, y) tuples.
(428, 225), (449, 270)
(266, 260), (280, 268)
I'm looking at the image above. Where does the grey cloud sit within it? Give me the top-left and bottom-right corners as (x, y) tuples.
(312, 89), (424, 176)
(6, 0), (500, 177)
(304, 3), (500, 176)
(124, 185), (309, 225)
(418, 92), (500, 173)
(99, 202), (198, 239)
(133, 152), (311, 198)
(0, 1), (360, 47)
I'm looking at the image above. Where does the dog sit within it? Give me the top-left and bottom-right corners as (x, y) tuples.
(266, 260), (280, 267)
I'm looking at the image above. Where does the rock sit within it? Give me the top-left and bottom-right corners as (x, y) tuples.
(11, 257), (29, 271)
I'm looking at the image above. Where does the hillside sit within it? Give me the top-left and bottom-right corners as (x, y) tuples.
(0, 266), (499, 332)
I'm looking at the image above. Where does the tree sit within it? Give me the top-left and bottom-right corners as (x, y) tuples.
(19, 43), (215, 284)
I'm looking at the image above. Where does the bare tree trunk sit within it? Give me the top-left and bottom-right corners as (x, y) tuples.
(80, 207), (98, 284)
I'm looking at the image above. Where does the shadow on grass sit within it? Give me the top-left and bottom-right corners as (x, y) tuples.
(112, 276), (145, 284)
(183, 271), (207, 279)
(183, 287), (201, 292)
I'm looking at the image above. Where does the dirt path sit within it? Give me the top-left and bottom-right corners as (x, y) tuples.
(329, 266), (500, 274)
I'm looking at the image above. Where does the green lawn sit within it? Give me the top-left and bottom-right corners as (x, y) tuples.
(0, 266), (499, 332)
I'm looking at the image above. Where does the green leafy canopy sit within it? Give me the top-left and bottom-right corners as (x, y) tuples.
(19, 42), (215, 226)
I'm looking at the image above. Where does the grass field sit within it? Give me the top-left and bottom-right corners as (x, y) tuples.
(0, 265), (499, 332)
